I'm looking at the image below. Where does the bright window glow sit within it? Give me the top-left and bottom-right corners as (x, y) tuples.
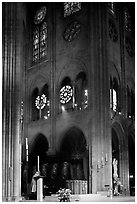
(113, 89), (117, 111)
(35, 94), (47, 109)
(60, 85), (72, 104)
(84, 89), (88, 108)
(85, 89), (88, 96)
(61, 106), (65, 111)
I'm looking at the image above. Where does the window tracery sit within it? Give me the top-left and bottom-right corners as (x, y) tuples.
(124, 8), (132, 32)
(32, 6), (47, 62)
(63, 21), (81, 42)
(110, 77), (119, 112)
(108, 2), (116, 17)
(64, 2), (81, 17)
(60, 85), (73, 104)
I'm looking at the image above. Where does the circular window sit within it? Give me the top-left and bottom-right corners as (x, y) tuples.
(34, 7), (47, 24)
(60, 85), (73, 104)
(109, 19), (118, 42)
(63, 21), (81, 42)
(35, 94), (47, 109)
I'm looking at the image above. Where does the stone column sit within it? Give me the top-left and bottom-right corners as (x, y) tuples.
(2, 2), (25, 201)
(49, 3), (56, 153)
(88, 3), (112, 193)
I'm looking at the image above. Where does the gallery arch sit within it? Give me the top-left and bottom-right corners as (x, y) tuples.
(75, 71), (88, 110)
(59, 127), (88, 194)
(30, 133), (49, 166)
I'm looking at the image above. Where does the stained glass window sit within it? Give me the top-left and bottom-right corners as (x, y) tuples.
(34, 6), (47, 25)
(110, 89), (117, 111)
(113, 89), (117, 111)
(33, 7), (47, 62)
(124, 8), (132, 32)
(40, 22), (48, 58)
(60, 85), (73, 104)
(63, 21), (81, 42)
(108, 2), (116, 17)
(35, 94), (47, 110)
(33, 28), (39, 61)
(64, 2), (81, 17)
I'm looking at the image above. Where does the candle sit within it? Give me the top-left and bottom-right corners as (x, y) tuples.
(37, 156), (39, 171)
(25, 138), (28, 162)
(25, 138), (28, 150)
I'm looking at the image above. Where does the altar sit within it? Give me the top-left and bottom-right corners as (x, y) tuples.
(66, 180), (87, 194)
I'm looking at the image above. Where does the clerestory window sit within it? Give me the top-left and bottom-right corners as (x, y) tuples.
(110, 77), (118, 112)
(124, 8), (132, 32)
(64, 2), (81, 17)
(108, 2), (116, 18)
(32, 6), (48, 62)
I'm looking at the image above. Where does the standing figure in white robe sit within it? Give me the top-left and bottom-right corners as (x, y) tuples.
(31, 171), (40, 193)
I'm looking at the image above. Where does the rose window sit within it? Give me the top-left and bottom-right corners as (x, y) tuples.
(35, 94), (47, 109)
(34, 6), (47, 24)
(63, 21), (81, 42)
(60, 85), (73, 104)
(109, 19), (118, 42)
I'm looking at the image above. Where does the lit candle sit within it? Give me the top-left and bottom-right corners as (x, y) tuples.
(25, 138), (28, 162)
(25, 138), (28, 150)
(37, 156), (39, 171)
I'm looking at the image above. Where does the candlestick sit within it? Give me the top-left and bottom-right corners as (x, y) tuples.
(25, 138), (28, 162)
(37, 156), (39, 171)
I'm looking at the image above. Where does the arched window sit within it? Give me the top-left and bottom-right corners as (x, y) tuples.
(60, 77), (73, 112)
(75, 72), (88, 110)
(110, 77), (118, 112)
(127, 86), (135, 118)
(31, 83), (50, 121)
(33, 6), (47, 62)
(64, 2), (81, 17)
(32, 88), (39, 121)
(124, 7), (132, 32)
(108, 2), (116, 17)
(41, 84), (50, 119)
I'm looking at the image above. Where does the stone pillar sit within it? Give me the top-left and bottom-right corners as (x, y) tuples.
(88, 3), (112, 193)
(2, 2), (25, 201)
(49, 3), (56, 153)
(118, 5), (127, 116)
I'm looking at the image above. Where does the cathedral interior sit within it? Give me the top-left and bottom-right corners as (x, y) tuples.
(2, 2), (135, 201)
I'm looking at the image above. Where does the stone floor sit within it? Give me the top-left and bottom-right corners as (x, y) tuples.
(22, 194), (135, 202)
